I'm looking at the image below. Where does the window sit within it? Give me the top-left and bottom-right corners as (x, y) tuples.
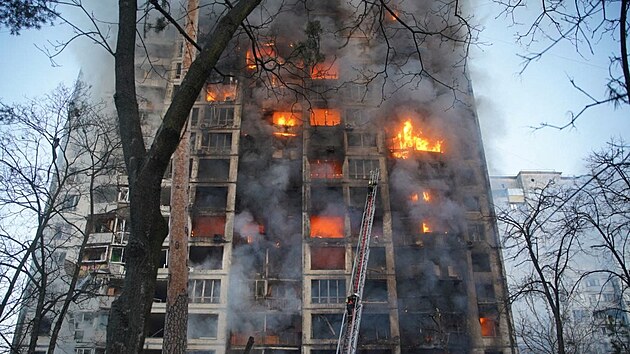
(476, 283), (496, 302)
(204, 107), (234, 127)
(479, 305), (499, 337)
(189, 246), (224, 270)
(75, 349), (93, 354)
(62, 194), (80, 210)
(188, 314), (218, 339)
(190, 107), (200, 127)
(159, 248), (168, 268)
(197, 159), (230, 181)
(311, 247), (345, 270)
(202, 132), (232, 154)
(585, 278), (601, 287)
(311, 279), (346, 304)
(110, 246), (125, 263)
(364, 280), (388, 302)
(312, 314), (343, 339)
(347, 132), (376, 148)
(194, 187), (228, 210)
(346, 83), (368, 101)
(348, 159), (379, 179)
(118, 187), (129, 202)
(463, 195), (481, 211)
(310, 109), (341, 126)
(472, 253), (491, 272)
(175, 62), (182, 79)
(83, 247), (107, 262)
(468, 223), (485, 242)
(190, 279), (221, 303)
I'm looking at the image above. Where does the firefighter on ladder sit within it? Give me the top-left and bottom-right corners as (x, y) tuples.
(346, 293), (359, 314)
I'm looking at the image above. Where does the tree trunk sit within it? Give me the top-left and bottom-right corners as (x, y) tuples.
(107, 0), (262, 352)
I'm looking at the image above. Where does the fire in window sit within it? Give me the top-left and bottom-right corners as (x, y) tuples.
(205, 80), (237, 102)
(390, 119), (443, 158)
(192, 215), (226, 238)
(310, 109), (341, 126)
(310, 215), (344, 238)
(479, 304), (499, 337)
(311, 61), (339, 80)
(272, 111), (301, 137)
(310, 159), (343, 179)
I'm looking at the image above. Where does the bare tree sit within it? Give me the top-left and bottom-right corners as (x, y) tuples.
(494, 0), (630, 128)
(495, 141), (630, 353)
(0, 83), (120, 353)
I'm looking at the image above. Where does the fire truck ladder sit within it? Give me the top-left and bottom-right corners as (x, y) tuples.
(336, 169), (380, 354)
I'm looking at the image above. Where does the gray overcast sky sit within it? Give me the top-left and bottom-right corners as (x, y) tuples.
(1, 2), (628, 177)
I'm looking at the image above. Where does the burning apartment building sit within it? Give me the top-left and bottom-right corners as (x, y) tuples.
(14, 1), (515, 354)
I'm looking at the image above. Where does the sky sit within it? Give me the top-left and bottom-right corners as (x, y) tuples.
(0, 2), (628, 177)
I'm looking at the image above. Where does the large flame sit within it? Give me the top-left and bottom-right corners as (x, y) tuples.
(391, 120), (443, 158)
(246, 43), (278, 70)
(310, 216), (344, 238)
(273, 112), (300, 127)
(206, 82), (237, 102)
(422, 222), (431, 233)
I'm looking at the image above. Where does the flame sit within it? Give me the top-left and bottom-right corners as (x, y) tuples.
(422, 191), (431, 202)
(410, 193), (419, 202)
(422, 222), (431, 233)
(391, 120), (443, 158)
(479, 317), (495, 337)
(272, 112), (300, 138)
(310, 216), (344, 238)
(410, 191), (431, 203)
(205, 82), (237, 102)
(311, 62), (339, 80)
(310, 109), (341, 126)
(272, 112), (300, 127)
(246, 43), (278, 70)
(310, 160), (343, 179)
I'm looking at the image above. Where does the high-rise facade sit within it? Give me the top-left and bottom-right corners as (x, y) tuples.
(17, 2), (515, 353)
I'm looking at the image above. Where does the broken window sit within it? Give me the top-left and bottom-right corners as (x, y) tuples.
(312, 314), (343, 339)
(311, 247), (345, 270)
(159, 248), (168, 268)
(188, 314), (218, 339)
(201, 132), (232, 154)
(476, 282), (496, 303)
(189, 246), (224, 270)
(468, 223), (485, 242)
(348, 159), (379, 179)
(311, 279), (346, 304)
(367, 247), (386, 273)
(345, 83), (369, 102)
(310, 215), (344, 238)
(192, 215), (226, 238)
(463, 195), (481, 211)
(146, 313), (165, 338)
(479, 304), (499, 337)
(154, 280), (167, 303)
(83, 247), (107, 262)
(363, 280), (388, 303)
(349, 187), (369, 208)
(189, 279), (221, 303)
(205, 82), (237, 102)
(310, 109), (341, 126)
(310, 159), (343, 179)
(197, 159), (230, 181)
(62, 194), (80, 210)
(359, 314), (390, 342)
(347, 132), (376, 148)
(204, 106), (235, 126)
(194, 187), (228, 210)
(472, 253), (491, 273)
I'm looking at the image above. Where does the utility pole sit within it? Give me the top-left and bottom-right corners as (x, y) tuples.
(163, 1), (198, 353)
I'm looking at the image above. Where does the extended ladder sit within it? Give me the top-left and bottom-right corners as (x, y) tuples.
(336, 169), (380, 354)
